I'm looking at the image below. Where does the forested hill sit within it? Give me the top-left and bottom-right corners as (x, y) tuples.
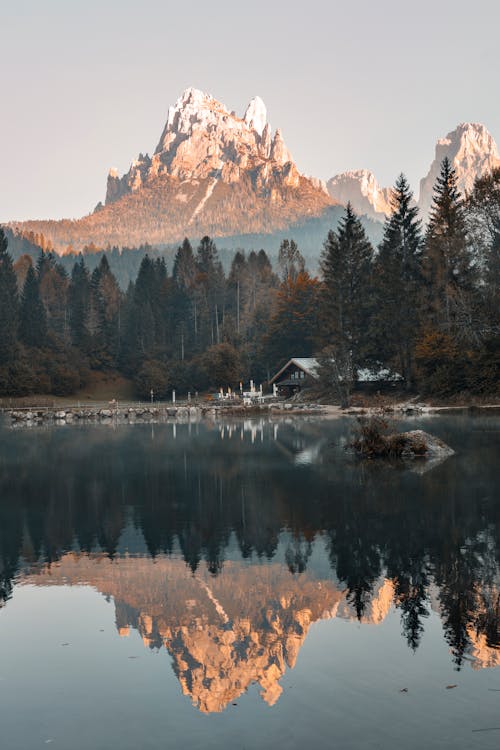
(0, 160), (498, 402)
(4, 206), (384, 289)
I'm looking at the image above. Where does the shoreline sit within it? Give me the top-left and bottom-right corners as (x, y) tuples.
(3, 400), (500, 427)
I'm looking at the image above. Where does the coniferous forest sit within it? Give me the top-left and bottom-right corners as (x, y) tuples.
(0, 159), (498, 401)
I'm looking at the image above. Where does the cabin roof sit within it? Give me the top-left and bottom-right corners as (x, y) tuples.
(269, 358), (320, 385)
(269, 357), (402, 385)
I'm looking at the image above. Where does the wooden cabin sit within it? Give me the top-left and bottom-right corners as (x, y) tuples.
(270, 357), (402, 396)
(269, 358), (320, 396)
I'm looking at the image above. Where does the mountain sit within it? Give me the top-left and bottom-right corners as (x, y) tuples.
(326, 170), (392, 221)
(24, 552), (395, 713)
(326, 123), (500, 223)
(418, 122), (500, 217)
(8, 103), (500, 256)
(10, 88), (334, 253)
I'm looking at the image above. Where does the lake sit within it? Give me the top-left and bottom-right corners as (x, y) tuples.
(0, 414), (499, 749)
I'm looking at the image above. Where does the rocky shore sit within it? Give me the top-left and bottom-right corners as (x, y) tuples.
(5, 402), (326, 426)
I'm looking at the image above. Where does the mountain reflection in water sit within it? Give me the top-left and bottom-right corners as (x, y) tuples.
(1, 415), (499, 714)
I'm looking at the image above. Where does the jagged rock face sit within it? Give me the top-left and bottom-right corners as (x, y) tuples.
(327, 170), (392, 220)
(105, 87), (300, 204)
(24, 552), (396, 713)
(418, 122), (500, 217)
(14, 88), (332, 252)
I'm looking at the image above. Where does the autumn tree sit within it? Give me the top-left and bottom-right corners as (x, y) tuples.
(278, 239), (305, 282)
(264, 270), (321, 367)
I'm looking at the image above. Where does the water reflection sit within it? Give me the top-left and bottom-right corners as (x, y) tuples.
(1, 415), (500, 713)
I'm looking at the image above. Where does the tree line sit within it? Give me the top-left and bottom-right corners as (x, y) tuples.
(0, 157), (498, 400)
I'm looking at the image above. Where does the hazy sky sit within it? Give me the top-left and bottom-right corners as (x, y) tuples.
(2, 0), (499, 222)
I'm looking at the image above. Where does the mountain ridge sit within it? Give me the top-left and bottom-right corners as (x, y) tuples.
(6, 89), (500, 254)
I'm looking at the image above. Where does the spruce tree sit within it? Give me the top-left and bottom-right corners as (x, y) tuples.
(172, 240), (196, 359)
(424, 157), (473, 333)
(319, 203), (374, 378)
(173, 238), (196, 290)
(19, 265), (48, 347)
(0, 227), (19, 364)
(372, 174), (423, 387)
(68, 256), (91, 349)
(133, 256), (157, 355)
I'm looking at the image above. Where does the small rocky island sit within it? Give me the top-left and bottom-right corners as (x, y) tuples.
(351, 414), (454, 460)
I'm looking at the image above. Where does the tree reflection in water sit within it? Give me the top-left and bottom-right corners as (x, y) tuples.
(0, 415), (499, 711)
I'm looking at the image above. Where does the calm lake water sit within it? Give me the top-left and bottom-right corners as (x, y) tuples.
(0, 414), (499, 749)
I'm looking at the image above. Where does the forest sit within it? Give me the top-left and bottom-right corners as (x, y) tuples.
(0, 158), (498, 401)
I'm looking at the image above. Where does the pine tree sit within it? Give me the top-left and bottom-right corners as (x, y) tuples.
(228, 251), (247, 337)
(372, 174), (423, 387)
(173, 238), (196, 289)
(0, 227), (19, 364)
(68, 256), (91, 349)
(133, 256), (157, 355)
(319, 204), (374, 378)
(172, 239), (196, 360)
(19, 265), (48, 347)
(89, 255), (122, 366)
(195, 237), (224, 348)
(424, 157), (474, 334)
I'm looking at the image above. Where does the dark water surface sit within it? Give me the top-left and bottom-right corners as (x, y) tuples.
(0, 414), (499, 749)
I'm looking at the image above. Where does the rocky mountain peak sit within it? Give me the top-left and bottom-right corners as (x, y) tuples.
(326, 169), (392, 221)
(244, 96), (267, 136)
(104, 88), (302, 204)
(418, 122), (500, 216)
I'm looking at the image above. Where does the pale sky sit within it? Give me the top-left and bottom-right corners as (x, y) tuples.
(1, 0), (499, 222)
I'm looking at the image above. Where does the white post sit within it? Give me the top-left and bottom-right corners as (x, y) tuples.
(172, 390), (176, 404)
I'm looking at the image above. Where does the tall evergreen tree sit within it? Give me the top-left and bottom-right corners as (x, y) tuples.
(89, 255), (122, 366)
(18, 265), (47, 347)
(372, 174), (423, 387)
(173, 238), (196, 289)
(172, 239), (197, 360)
(0, 228), (19, 364)
(133, 255), (157, 355)
(319, 203), (374, 377)
(424, 157), (474, 334)
(68, 256), (91, 349)
(195, 237), (225, 348)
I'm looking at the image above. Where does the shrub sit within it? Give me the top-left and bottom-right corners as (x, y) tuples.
(134, 359), (170, 400)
